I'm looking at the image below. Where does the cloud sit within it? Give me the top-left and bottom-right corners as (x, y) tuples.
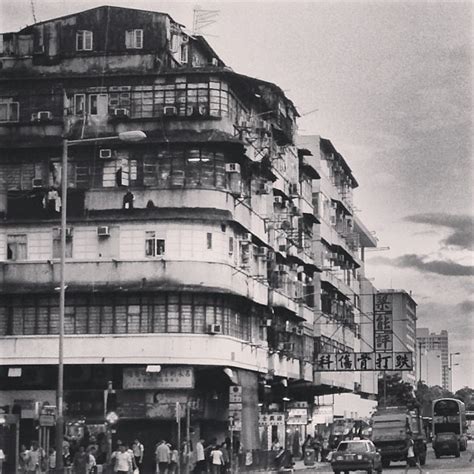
(404, 213), (474, 250)
(370, 254), (474, 276)
(458, 300), (474, 315)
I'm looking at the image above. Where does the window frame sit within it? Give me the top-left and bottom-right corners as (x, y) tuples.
(6, 234), (27, 261)
(0, 101), (20, 123)
(125, 29), (143, 49)
(145, 231), (166, 258)
(76, 30), (93, 51)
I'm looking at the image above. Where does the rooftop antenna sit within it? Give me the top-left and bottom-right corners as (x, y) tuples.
(30, 0), (38, 23)
(193, 5), (220, 36)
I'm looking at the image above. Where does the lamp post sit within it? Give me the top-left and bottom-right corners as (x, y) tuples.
(449, 352), (460, 392)
(55, 130), (146, 472)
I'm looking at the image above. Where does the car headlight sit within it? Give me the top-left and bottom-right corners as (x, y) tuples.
(356, 454), (363, 460)
(336, 455), (344, 461)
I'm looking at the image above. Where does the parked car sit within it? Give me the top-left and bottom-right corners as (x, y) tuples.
(433, 432), (460, 458)
(331, 439), (383, 474)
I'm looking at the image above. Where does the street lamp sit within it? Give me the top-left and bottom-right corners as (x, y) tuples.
(55, 130), (146, 472)
(449, 352), (460, 392)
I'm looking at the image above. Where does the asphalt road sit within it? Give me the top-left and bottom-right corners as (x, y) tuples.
(306, 441), (474, 473)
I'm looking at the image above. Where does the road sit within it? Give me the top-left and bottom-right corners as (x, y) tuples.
(302, 441), (474, 473)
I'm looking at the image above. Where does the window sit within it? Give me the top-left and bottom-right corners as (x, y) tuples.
(180, 44), (188, 64)
(76, 30), (93, 51)
(125, 29), (143, 49)
(170, 34), (179, 52)
(74, 94), (85, 115)
(206, 233), (213, 250)
(52, 228), (73, 259)
(89, 94), (108, 115)
(145, 231), (165, 257)
(0, 101), (19, 122)
(7, 234), (27, 260)
(228, 237), (234, 255)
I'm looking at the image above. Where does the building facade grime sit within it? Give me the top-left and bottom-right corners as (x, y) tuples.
(0, 5), (379, 465)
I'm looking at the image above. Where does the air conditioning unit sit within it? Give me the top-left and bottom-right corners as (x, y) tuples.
(256, 247), (268, 257)
(207, 323), (222, 335)
(241, 232), (251, 242)
(37, 111), (52, 121)
(99, 149), (113, 159)
(285, 321), (292, 332)
(32, 178), (43, 188)
(265, 318), (273, 327)
(225, 163), (241, 173)
(257, 182), (271, 194)
(97, 226), (110, 237)
(164, 106), (177, 116)
(289, 183), (299, 196)
(279, 342), (294, 352)
(113, 108), (129, 117)
(274, 196), (283, 205)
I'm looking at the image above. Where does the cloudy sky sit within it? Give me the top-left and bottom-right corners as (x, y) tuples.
(1, 0), (472, 389)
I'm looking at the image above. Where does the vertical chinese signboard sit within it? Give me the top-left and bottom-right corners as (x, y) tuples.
(374, 293), (393, 352)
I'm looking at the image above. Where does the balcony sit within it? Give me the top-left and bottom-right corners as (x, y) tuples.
(269, 288), (298, 315)
(0, 333), (269, 372)
(85, 188), (268, 244)
(0, 259), (269, 305)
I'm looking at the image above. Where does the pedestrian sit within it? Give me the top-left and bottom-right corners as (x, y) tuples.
(73, 446), (90, 474)
(132, 439), (144, 470)
(404, 438), (423, 474)
(48, 447), (57, 472)
(155, 440), (170, 474)
(24, 441), (45, 474)
(219, 442), (230, 473)
(209, 445), (223, 474)
(168, 444), (178, 474)
(87, 447), (97, 474)
(271, 438), (281, 451)
(112, 444), (133, 474)
(194, 438), (206, 474)
(19, 444), (28, 473)
(0, 447), (4, 474)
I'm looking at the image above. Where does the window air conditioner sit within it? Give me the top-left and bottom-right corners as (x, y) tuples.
(32, 178), (43, 188)
(256, 247), (268, 257)
(274, 196), (283, 205)
(113, 108), (129, 117)
(241, 232), (251, 242)
(99, 149), (113, 159)
(37, 111), (52, 121)
(225, 163), (241, 173)
(163, 106), (177, 116)
(97, 226), (110, 237)
(207, 323), (222, 335)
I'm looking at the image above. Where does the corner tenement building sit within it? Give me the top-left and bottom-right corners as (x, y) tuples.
(0, 5), (378, 466)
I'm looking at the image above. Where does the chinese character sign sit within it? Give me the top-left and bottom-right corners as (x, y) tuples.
(374, 293), (394, 352)
(315, 352), (413, 371)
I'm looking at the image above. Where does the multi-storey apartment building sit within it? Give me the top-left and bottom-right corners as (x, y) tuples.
(0, 6), (314, 461)
(0, 5), (378, 467)
(298, 136), (378, 410)
(416, 328), (449, 390)
(378, 289), (417, 385)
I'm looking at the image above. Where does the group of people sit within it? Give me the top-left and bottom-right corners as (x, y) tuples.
(193, 438), (232, 474)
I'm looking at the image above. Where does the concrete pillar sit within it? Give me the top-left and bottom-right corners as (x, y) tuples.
(238, 369), (260, 450)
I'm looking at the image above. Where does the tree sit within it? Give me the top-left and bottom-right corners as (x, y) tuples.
(378, 373), (417, 408)
(454, 387), (474, 410)
(415, 382), (453, 416)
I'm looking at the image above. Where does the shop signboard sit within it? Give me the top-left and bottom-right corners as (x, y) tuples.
(313, 405), (333, 424)
(259, 413), (285, 426)
(123, 366), (194, 389)
(287, 408), (307, 425)
(145, 392), (202, 419)
(374, 293), (394, 352)
(315, 352), (413, 371)
(229, 386), (242, 403)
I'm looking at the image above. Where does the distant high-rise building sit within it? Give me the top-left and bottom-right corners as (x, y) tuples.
(416, 328), (449, 390)
(378, 289), (417, 385)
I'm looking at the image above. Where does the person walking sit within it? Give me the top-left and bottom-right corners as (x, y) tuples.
(194, 438), (206, 474)
(209, 445), (224, 474)
(73, 446), (90, 474)
(404, 438), (423, 473)
(155, 440), (170, 474)
(132, 439), (144, 470)
(168, 445), (178, 474)
(24, 442), (45, 474)
(112, 444), (133, 474)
